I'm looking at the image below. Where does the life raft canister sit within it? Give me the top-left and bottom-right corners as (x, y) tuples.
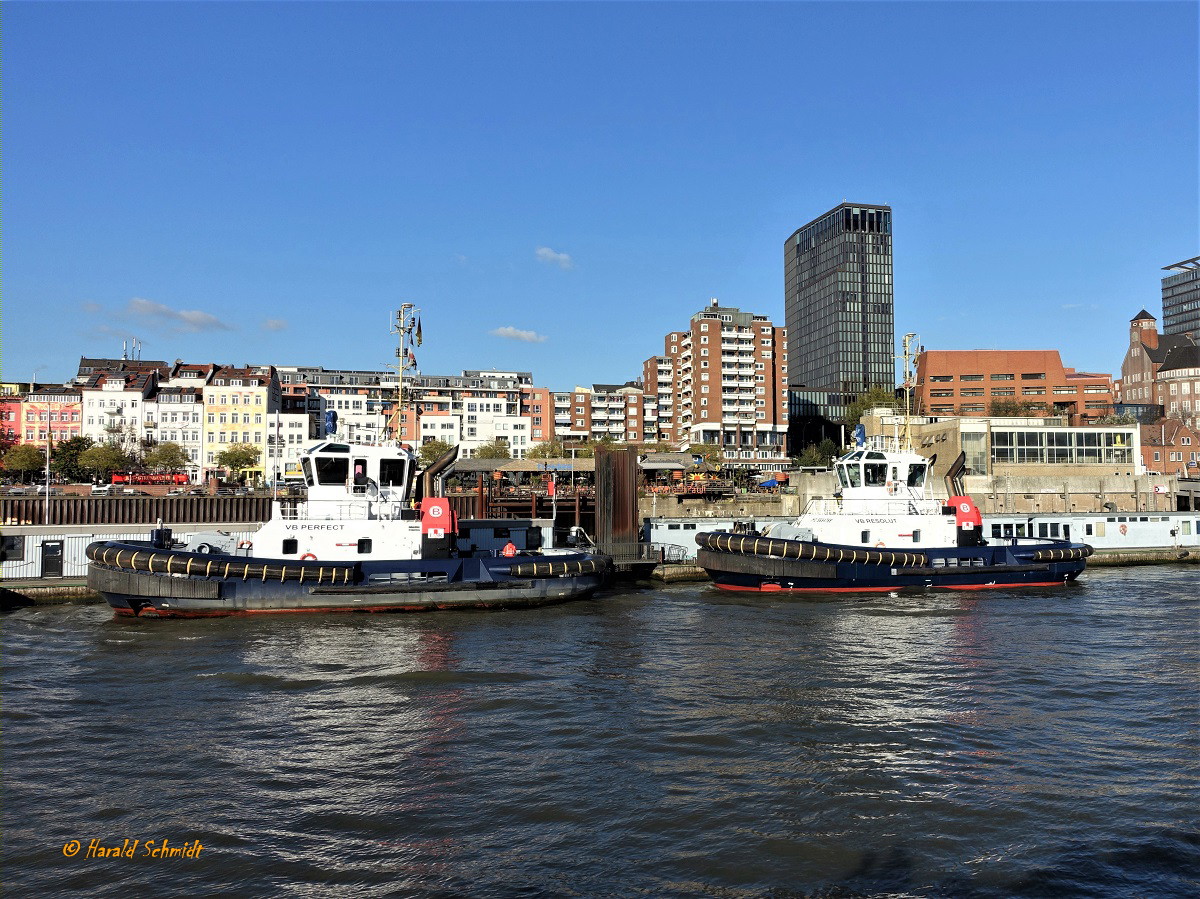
(947, 495), (983, 531)
(420, 498), (457, 540)
(948, 495), (985, 547)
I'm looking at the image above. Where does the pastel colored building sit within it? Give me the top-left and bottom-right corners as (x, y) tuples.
(200, 366), (281, 481)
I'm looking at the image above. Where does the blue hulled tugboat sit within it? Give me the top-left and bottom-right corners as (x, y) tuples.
(87, 440), (611, 617)
(695, 443), (1091, 594)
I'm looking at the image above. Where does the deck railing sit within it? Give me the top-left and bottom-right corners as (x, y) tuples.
(0, 496), (274, 527)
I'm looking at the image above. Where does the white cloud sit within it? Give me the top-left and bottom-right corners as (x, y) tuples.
(535, 246), (574, 270)
(491, 326), (548, 343)
(125, 297), (234, 333)
(262, 318), (289, 332)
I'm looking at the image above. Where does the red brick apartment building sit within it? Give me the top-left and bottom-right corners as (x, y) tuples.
(914, 350), (1115, 424)
(642, 300), (789, 466)
(1120, 310), (1200, 428)
(1140, 419), (1200, 476)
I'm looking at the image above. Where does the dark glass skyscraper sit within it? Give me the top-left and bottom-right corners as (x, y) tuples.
(1162, 256), (1200, 338)
(784, 203), (895, 440)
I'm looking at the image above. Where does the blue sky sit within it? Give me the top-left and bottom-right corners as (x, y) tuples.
(4, 2), (1196, 390)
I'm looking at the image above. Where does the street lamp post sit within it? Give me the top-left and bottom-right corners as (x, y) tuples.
(44, 431), (51, 524)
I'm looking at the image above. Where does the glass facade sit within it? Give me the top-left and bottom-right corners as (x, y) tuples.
(990, 428), (1135, 466)
(1162, 257), (1200, 337)
(785, 204), (895, 415)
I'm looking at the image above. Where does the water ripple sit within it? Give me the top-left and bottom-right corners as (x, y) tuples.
(3, 567), (1198, 896)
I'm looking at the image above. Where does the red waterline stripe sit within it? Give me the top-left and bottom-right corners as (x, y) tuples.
(937, 581), (1064, 590)
(714, 583), (896, 594)
(715, 580), (1068, 594)
(128, 602), (518, 617)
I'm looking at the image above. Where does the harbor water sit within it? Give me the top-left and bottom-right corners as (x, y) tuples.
(3, 567), (1198, 897)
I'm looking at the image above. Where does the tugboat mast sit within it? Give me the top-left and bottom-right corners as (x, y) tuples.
(900, 332), (920, 452)
(390, 304), (421, 445)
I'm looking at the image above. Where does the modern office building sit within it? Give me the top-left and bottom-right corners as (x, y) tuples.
(784, 202), (895, 440)
(1162, 256), (1200, 337)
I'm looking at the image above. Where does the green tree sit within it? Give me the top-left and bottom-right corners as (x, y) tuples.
(841, 387), (900, 428)
(144, 441), (191, 472)
(526, 439), (565, 459)
(685, 443), (723, 467)
(988, 399), (1034, 417)
(643, 441), (677, 454)
(79, 443), (131, 480)
(3, 444), (48, 482)
(418, 439), (455, 468)
(215, 443), (262, 475)
(50, 435), (95, 482)
(795, 437), (840, 468)
(580, 436), (623, 459)
(473, 439), (512, 460)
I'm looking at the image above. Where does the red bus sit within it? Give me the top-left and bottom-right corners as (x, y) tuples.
(111, 472), (190, 486)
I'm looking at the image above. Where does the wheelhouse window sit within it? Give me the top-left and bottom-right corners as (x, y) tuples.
(379, 458), (408, 486)
(315, 456), (349, 485)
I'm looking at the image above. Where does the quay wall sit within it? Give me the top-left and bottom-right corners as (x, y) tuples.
(640, 472), (1196, 520)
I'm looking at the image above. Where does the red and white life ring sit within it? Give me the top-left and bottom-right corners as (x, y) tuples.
(300, 552), (318, 561)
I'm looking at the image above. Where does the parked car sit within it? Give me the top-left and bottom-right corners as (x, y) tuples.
(90, 484), (113, 496)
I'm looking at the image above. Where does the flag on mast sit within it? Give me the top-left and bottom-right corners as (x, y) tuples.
(408, 349), (417, 368)
(416, 316), (423, 346)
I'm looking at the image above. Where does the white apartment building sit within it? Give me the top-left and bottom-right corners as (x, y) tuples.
(79, 368), (161, 455)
